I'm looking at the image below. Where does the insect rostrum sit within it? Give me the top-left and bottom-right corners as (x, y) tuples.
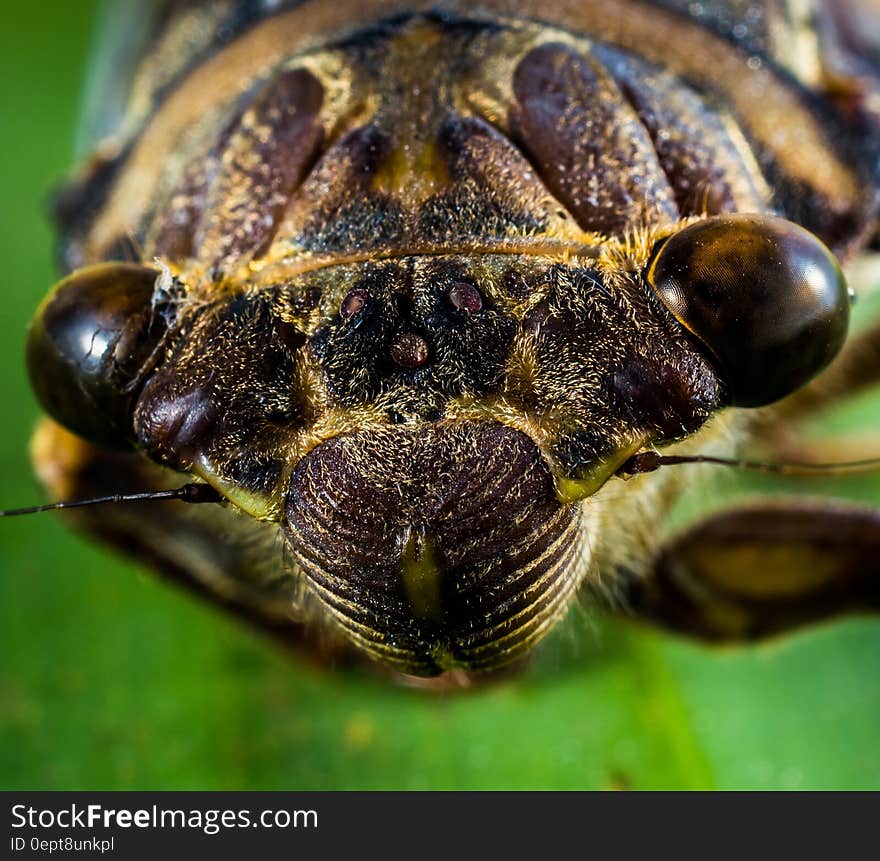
(24, 1), (880, 677)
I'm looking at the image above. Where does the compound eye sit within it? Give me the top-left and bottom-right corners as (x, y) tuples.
(646, 214), (850, 407)
(27, 263), (167, 447)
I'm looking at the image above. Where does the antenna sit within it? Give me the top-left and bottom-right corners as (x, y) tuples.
(0, 483), (222, 517)
(618, 451), (880, 478)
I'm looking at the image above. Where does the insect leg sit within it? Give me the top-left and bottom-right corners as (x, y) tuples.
(611, 500), (880, 642)
(30, 418), (351, 665)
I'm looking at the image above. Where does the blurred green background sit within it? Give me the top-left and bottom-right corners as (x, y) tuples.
(2, 1), (880, 791)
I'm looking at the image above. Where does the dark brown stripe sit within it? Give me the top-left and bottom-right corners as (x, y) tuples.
(192, 67), (324, 265)
(510, 42), (679, 234)
(591, 42), (769, 216)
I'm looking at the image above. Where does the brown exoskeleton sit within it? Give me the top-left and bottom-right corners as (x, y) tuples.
(15, 0), (880, 678)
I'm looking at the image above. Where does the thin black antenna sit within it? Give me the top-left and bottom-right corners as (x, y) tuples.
(619, 451), (880, 478)
(0, 483), (222, 517)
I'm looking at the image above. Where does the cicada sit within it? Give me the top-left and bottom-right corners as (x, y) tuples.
(17, 0), (880, 679)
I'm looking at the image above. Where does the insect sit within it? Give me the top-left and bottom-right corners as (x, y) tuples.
(14, 0), (880, 680)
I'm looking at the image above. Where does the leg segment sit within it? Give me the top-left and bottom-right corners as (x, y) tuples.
(616, 500), (880, 642)
(31, 418), (351, 664)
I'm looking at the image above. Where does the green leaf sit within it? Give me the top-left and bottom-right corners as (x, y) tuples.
(1, 0), (878, 792)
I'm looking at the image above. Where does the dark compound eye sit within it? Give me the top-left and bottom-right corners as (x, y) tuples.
(27, 263), (168, 447)
(448, 281), (483, 314)
(646, 214), (850, 407)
